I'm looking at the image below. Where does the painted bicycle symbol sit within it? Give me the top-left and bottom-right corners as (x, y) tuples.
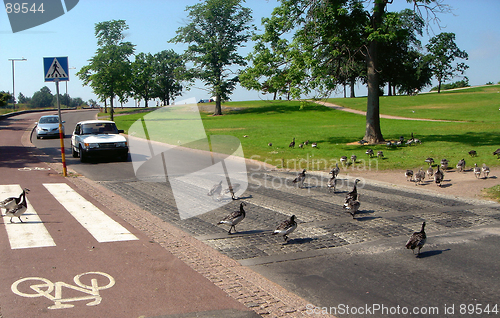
(17, 167), (51, 171)
(11, 272), (115, 309)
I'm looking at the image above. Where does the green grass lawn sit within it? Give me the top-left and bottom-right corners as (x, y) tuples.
(111, 85), (500, 172)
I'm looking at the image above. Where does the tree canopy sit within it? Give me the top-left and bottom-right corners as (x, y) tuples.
(243, 0), (450, 143)
(77, 19), (135, 120)
(170, 0), (255, 115)
(425, 32), (468, 93)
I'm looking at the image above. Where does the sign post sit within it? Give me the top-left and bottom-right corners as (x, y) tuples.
(44, 57), (69, 177)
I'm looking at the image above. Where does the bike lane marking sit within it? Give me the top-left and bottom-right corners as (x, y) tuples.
(0, 184), (56, 249)
(43, 183), (138, 243)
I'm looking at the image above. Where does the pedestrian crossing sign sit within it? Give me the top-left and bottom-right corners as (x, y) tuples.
(44, 57), (69, 82)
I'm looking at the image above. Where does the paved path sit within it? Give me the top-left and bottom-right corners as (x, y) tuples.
(314, 100), (461, 122)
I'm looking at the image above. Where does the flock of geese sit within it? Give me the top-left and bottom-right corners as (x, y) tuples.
(213, 166), (426, 255)
(215, 137), (500, 255)
(406, 153), (492, 187)
(0, 188), (29, 223)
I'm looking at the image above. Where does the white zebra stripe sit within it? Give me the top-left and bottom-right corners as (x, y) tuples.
(43, 183), (138, 243)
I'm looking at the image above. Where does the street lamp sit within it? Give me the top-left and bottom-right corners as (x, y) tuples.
(8, 57), (27, 110)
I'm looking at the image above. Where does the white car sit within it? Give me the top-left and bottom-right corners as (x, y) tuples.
(71, 120), (128, 162)
(35, 115), (65, 139)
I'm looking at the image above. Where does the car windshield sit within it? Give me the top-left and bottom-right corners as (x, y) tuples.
(81, 123), (118, 135)
(39, 117), (59, 124)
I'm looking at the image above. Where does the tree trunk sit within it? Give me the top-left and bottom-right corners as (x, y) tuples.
(388, 82), (392, 96)
(349, 78), (356, 98)
(214, 95), (222, 115)
(364, 0), (385, 144)
(437, 77), (442, 93)
(110, 94), (114, 121)
(104, 99), (107, 113)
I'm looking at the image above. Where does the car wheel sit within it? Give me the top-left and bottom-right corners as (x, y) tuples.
(71, 143), (78, 158)
(79, 145), (87, 163)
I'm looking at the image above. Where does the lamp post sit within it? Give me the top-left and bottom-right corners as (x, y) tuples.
(8, 57), (27, 110)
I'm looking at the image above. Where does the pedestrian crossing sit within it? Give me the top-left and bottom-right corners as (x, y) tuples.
(1, 184), (138, 250)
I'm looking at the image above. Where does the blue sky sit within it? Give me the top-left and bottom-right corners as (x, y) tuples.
(1, 0), (499, 106)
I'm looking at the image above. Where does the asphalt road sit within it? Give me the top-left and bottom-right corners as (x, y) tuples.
(30, 109), (500, 317)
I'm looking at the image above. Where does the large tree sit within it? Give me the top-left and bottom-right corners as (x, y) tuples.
(425, 32), (468, 93)
(131, 52), (155, 107)
(153, 50), (187, 106)
(31, 86), (53, 108)
(77, 20), (135, 120)
(260, 0), (449, 143)
(170, 0), (254, 115)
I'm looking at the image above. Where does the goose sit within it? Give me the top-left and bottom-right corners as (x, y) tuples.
(424, 157), (434, 166)
(304, 140), (309, 146)
(292, 169), (306, 188)
(386, 141), (394, 147)
(330, 163), (340, 178)
(0, 188), (29, 213)
(224, 183), (241, 200)
(358, 139), (368, 145)
(434, 165), (444, 187)
(456, 158), (466, 172)
(351, 155), (357, 164)
(440, 158), (449, 170)
(344, 179), (360, 206)
(344, 195), (360, 219)
(340, 156), (348, 166)
(399, 136), (405, 144)
(289, 138), (295, 148)
(311, 142), (317, 148)
(414, 168), (425, 185)
(298, 143), (304, 149)
(365, 149), (374, 157)
(377, 151), (384, 158)
(426, 166), (434, 179)
(405, 222), (427, 255)
(327, 175), (336, 193)
(468, 150), (477, 157)
(482, 163), (490, 178)
(405, 170), (414, 181)
(493, 148), (500, 158)
(4, 191), (28, 223)
(272, 215), (297, 242)
(473, 164), (481, 179)
(208, 181), (223, 199)
(218, 202), (246, 234)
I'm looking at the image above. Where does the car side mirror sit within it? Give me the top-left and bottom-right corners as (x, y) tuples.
(62, 121), (66, 123)
(118, 129), (124, 133)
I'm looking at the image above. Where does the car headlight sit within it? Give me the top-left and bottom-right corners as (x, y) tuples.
(116, 142), (127, 147)
(84, 143), (99, 149)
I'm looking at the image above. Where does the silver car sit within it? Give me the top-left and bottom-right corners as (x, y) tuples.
(35, 115), (65, 139)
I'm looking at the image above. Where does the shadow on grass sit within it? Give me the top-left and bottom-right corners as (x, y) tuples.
(226, 103), (332, 116)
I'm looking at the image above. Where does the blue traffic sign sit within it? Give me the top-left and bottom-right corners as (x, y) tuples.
(44, 57), (69, 82)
